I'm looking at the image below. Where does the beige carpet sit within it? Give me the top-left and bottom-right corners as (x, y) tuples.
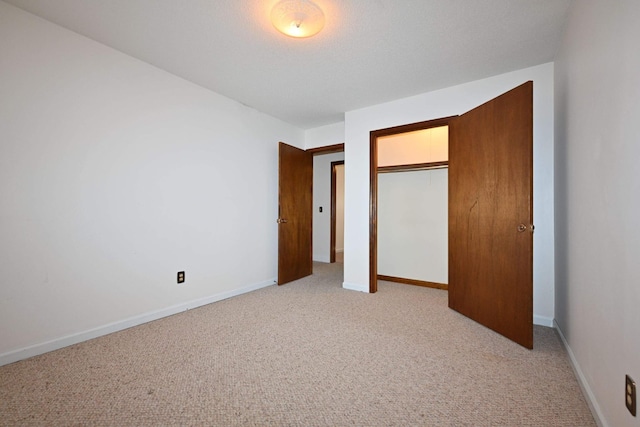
(0, 262), (595, 426)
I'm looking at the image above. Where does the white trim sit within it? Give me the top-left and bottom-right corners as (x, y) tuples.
(554, 320), (607, 427)
(533, 315), (554, 327)
(0, 278), (276, 367)
(342, 282), (369, 292)
(312, 254), (330, 263)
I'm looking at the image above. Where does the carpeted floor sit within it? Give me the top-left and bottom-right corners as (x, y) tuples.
(0, 262), (595, 426)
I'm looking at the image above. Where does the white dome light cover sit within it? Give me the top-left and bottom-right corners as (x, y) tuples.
(271, 0), (325, 38)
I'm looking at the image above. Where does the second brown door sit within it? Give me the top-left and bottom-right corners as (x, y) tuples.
(448, 82), (534, 349)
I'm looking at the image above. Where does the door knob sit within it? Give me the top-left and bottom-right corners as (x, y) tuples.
(277, 218), (288, 224)
(517, 224), (534, 233)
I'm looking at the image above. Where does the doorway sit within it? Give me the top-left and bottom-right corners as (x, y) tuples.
(330, 161), (345, 263)
(369, 117), (453, 293)
(308, 144), (344, 266)
(278, 143), (344, 284)
(376, 126), (449, 288)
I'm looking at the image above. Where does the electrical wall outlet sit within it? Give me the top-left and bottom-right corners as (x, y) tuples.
(627, 375), (637, 417)
(177, 271), (185, 284)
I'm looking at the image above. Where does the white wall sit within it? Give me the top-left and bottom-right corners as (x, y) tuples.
(305, 122), (345, 150)
(554, 1), (640, 426)
(0, 2), (303, 364)
(312, 152), (344, 262)
(378, 169), (448, 283)
(343, 63), (556, 327)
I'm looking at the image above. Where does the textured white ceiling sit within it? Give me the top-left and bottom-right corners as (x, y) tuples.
(3, 0), (572, 129)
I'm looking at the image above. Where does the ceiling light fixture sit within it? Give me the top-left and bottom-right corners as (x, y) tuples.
(271, 0), (325, 38)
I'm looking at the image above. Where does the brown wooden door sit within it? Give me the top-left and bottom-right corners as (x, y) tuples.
(448, 81), (534, 348)
(278, 142), (313, 285)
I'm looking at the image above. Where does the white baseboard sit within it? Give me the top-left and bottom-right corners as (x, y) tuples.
(533, 315), (554, 327)
(342, 282), (368, 292)
(313, 254), (330, 263)
(0, 278), (276, 367)
(554, 320), (607, 427)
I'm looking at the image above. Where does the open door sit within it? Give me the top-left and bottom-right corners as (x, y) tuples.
(278, 142), (313, 285)
(448, 82), (534, 348)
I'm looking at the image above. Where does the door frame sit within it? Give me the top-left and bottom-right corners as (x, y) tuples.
(330, 161), (344, 263)
(369, 117), (455, 293)
(307, 143), (344, 155)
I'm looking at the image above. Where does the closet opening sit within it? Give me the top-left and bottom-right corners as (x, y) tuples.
(369, 116), (455, 293)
